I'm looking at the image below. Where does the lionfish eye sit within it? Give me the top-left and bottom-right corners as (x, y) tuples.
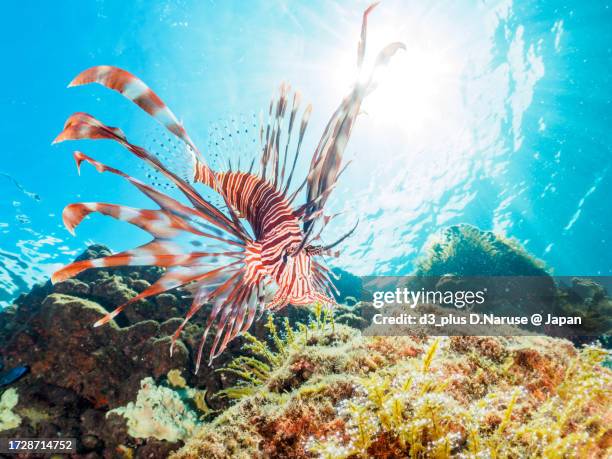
(283, 246), (294, 262)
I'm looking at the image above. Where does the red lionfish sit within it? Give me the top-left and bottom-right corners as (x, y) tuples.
(52, 3), (404, 370)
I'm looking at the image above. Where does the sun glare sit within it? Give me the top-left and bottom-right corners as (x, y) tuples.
(329, 20), (462, 136)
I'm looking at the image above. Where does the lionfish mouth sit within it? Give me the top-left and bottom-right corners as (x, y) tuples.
(51, 2), (403, 369)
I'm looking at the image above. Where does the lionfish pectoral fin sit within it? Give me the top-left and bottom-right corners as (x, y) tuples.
(69, 152), (243, 248)
(68, 65), (199, 153)
(51, 241), (162, 284)
(61, 202), (182, 239)
(170, 288), (214, 357)
(206, 284), (258, 365)
(94, 262), (242, 330)
(66, 66), (250, 240)
(184, 270), (260, 372)
(55, 113), (248, 240)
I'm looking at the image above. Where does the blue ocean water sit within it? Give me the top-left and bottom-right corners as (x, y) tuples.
(0, 0), (610, 307)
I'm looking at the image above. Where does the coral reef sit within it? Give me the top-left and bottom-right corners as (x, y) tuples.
(414, 224), (549, 277)
(408, 225), (612, 340)
(0, 388), (21, 431)
(108, 377), (200, 442)
(0, 244), (319, 457)
(1, 231), (610, 458)
(173, 327), (612, 458)
(556, 278), (612, 340)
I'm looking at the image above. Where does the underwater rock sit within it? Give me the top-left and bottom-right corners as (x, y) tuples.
(0, 246), (196, 456)
(172, 323), (612, 459)
(0, 244), (324, 456)
(409, 225), (612, 344)
(2, 293), (191, 408)
(75, 243), (113, 262)
(409, 225), (557, 319)
(4, 238), (605, 458)
(555, 278), (612, 343)
(414, 224), (550, 277)
(53, 277), (90, 296)
(568, 277), (607, 303)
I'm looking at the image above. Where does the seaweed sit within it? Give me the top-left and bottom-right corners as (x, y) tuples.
(172, 299), (611, 459)
(307, 340), (611, 458)
(217, 305), (335, 400)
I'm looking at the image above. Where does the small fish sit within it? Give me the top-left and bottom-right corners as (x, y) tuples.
(0, 365), (29, 387)
(52, 3), (404, 371)
(0, 172), (41, 201)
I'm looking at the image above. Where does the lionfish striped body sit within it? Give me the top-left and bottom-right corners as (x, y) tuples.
(52, 4), (404, 370)
(195, 168), (323, 307)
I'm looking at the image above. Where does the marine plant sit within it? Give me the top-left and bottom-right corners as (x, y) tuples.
(218, 303), (335, 400)
(505, 344), (611, 458)
(171, 314), (422, 458)
(307, 340), (612, 458)
(171, 313), (611, 459)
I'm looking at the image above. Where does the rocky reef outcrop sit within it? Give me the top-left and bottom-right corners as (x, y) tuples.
(0, 227), (610, 458)
(408, 224), (612, 339)
(0, 244), (311, 458)
(172, 324), (612, 458)
(168, 225), (611, 458)
(413, 224), (550, 277)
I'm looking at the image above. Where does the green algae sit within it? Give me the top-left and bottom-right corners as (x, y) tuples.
(414, 224), (549, 277)
(216, 305), (340, 401)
